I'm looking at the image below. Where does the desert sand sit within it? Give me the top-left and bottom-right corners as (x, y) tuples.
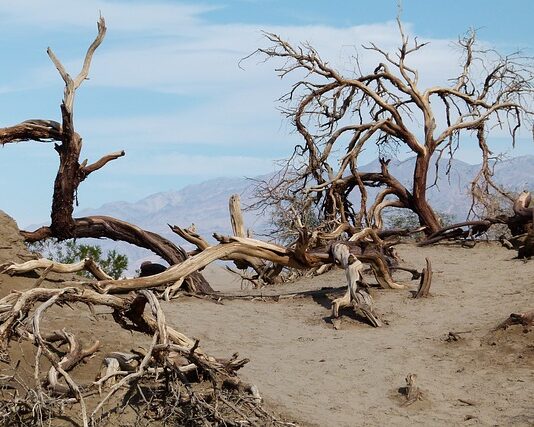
(0, 211), (533, 426)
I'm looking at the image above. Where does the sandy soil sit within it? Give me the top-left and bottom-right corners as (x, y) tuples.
(1, 211), (533, 426)
(167, 244), (534, 426)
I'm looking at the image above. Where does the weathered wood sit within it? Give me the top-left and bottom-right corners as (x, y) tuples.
(494, 310), (534, 331)
(253, 23), (533, 237)
(331, 243), (364, 318)
(21, 216), (214, 294)
(0, 285), (269, 426)
(229, 194), (247, 238)
(420, 192), (533, 248)
(414, 258), (432, 298)
(330, 243), (383, 327)
(400, 373), (424, 406)
(11, 224), (407, 298)
(0, 17), (212, 294)
(1, 257), (112, 280)
(0, 287), (209, 360)
(43, 330), (100, 395)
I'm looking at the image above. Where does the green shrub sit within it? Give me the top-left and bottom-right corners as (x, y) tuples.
(26, 239), (128, 279)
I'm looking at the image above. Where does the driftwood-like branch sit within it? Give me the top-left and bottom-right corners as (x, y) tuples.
(513, 191), (534, 219)
(0, 286), (245, 371)
(171, 195), (269, 282)
(399, 373), (424, 406)
(47, 16), (107, 114)
(330, 243), (383, 327)
(84, 228), (405, 294)
(1, 257), (112, 280)
(0, 120), (62, 145)
(420, 192), (533, 251)
(494, 310), (534, 331)
(170, 224), (210, 252)
(21, 216), (214, 293)
(0, 284), (283, 425)
(229, 194), (247, 238)
(32, 293), (90, 426)
(44, 330), (100, 394)
(10, 220), (410, 297)
(81, 150), (125, 176)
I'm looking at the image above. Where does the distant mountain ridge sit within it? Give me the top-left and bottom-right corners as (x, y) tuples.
(74, 155), (534, 274)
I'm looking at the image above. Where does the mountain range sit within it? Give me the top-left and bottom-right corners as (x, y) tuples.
(73, 155), (534, 274)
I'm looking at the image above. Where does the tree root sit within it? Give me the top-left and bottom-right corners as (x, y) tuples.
(0, 286), (293, 426)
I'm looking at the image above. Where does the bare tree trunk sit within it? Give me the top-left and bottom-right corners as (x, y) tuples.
(50, 107), (82, 239)
(412, 153), (441, 234)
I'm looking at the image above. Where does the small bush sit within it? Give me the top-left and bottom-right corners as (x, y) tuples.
(26, 239), (128, 279)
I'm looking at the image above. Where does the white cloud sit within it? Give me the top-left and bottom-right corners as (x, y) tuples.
(27, 18), (475, 157)
(0, 0), (216, 33)
(20, 18), (462, 95)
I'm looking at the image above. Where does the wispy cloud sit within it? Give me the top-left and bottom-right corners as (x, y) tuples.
(0, 0), (217, 33)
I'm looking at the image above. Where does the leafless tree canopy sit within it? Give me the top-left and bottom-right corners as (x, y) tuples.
(250, 19), (533, 236)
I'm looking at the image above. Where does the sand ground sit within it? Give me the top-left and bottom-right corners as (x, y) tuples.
(0, 211), (533, 426)
(167, 243), (534, 426)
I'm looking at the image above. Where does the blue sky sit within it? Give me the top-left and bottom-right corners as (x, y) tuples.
(1, 0), (533, 227)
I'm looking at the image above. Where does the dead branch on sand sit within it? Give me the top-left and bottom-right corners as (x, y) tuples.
(0, 286), (292, 426)
(493, 310), (534, 332)
(0, 257), (112, 280)
(413, 258), (432, 298)
(399, 373), (424, 406)
(4, 223), (425, 328)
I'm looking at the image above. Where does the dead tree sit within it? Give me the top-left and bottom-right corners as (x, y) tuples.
(249, 19), (533, 236)
(0, 18), (212, 293)
(2, 196), (430, 331)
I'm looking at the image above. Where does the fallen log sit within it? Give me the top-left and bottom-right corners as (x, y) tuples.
(20, 232), (403, 295)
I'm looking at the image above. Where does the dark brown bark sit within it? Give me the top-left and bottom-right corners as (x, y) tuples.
(494, 310), (534, 331)
(50, 107), (82, 239)
(411, 154), (441, 234)
(21, 216), (213, 293)
(419, 192), (533, 249)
